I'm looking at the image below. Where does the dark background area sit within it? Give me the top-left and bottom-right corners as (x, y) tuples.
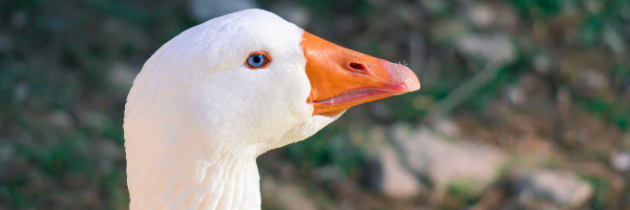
(1, 0), (630, 209)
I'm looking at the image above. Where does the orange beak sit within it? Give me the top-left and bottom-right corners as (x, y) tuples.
(302, 32), (421, 116)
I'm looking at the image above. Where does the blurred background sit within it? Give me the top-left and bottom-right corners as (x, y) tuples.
(1, 0), (630, 209)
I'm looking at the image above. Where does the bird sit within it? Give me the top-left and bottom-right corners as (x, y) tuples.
(123, 9), (420, 210)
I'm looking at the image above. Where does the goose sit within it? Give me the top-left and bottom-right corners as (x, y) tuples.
(124, 9), (420, 210)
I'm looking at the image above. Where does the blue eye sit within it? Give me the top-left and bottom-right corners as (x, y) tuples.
(246, 53), (271, 69)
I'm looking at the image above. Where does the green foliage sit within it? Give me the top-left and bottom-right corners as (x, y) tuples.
(284, 125), (364, 174)
(586, 176), (611, 210)
(508, 0), (563, 20)
(578, 97), (630, 131)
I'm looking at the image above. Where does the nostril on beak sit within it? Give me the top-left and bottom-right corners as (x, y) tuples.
(348, 62), (368, 73)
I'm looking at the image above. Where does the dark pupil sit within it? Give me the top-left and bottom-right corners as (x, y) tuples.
(253, 55), (262, 64)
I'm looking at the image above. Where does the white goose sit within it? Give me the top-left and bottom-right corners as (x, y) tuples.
(124, 9), (420, 210)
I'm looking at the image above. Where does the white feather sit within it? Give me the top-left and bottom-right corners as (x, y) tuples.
(124, 9), (341, 210)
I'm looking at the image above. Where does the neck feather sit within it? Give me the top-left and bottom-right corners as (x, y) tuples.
(126, 141), (262, 210)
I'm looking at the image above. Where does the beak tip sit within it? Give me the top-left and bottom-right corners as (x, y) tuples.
(380, 60), (421, 92)
(407, 76), (421, 92)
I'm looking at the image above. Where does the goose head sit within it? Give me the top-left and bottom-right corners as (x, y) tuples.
(124, 9), (419, 210)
